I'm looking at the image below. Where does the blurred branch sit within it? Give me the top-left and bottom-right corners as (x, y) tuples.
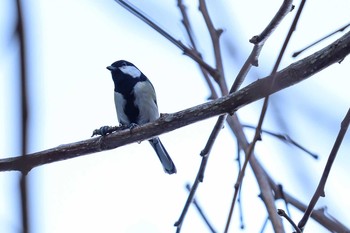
(278, 209), (301, 233)
(268, 172), (350, 232)
(235, 142), (245, 230)
(228, 2), (306, 232)
(225, 1), (293, 232)
(177, 0), (218, 100)
(297, 108), (350, 231)
(198, 0), (226, 90)
(184, 184), (217, 233)
(293, 22), (350, 57)
(0, 30), (349, 171)
(175, 1), (228, 230)
(176, 1), (292, 231)
(15, 0), (30, 232)
(242, 124), (318, 159)
(231, 0), (293, 92)
(113, 0), (218, 78)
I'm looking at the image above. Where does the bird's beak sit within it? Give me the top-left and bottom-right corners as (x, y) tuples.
(106, 66), (116, 71)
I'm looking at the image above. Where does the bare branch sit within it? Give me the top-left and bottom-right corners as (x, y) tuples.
(15, 0), (30, 232)
(242, 124), (318, 159)
(298, 108), (350, 231)
(177, 1), (293, 231)
(113, 0), (218, 78)
(293, 22), (350, 57)
(231, 0), (293, 92)
(185, 184), (217, 233)
(268, 173), (350, 232)
(0, 31), (349, 173)
(278, 209), (302, 233)
(227, 114), (286, 233)
(175, 1), (229, 230)
(177, 0), (218, 99)
(225, 0), (293, 232)
(199, 0), (226, 91)
(228, 3), (307, 232)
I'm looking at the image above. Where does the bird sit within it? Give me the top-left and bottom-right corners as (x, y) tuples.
(106, 60), (177, 174)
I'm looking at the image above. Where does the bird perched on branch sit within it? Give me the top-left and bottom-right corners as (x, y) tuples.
(106, 60), (176, 174)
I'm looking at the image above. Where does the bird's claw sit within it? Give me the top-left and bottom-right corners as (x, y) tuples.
(91, 123), (139, 137)
(91, 125), (119, 137)
(128, 123), (139, 130)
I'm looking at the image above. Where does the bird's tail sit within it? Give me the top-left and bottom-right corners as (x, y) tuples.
(149, 138), (177, 174)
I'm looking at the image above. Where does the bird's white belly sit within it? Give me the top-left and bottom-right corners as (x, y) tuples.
(133, 81), (159, 124)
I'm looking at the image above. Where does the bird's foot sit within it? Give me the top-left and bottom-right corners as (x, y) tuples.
(128, 123), (139, 130)
(91, 125), (120, 137)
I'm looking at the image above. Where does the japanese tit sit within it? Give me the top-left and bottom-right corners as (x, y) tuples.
(106, 60), (177, 174)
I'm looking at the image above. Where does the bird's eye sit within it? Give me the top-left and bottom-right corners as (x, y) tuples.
(122, 62), (127, 67)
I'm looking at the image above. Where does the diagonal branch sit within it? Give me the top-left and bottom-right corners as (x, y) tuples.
(0, 31), (349, 173)
(297, 108), (350, 231)
(232, 0), (293, 92)
(176, 1), (292, 231)
(113, 0), (218, 78)
(230, 4), (308, 230)
(224, 1), (293, 231)
(267, 167), (350, 232)
(177, 0), (218, 100)
(199, 0), (226, 90)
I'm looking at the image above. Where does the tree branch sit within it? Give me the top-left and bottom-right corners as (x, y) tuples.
(267, 170), (350, 232)
(113, 0), (218, 78)
(297, 108), (350, 231)
(0, 31), (349, 173)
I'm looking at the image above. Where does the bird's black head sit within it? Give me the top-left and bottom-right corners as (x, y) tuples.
(106, 60), (142, 79)
(107, 60), (134, 71)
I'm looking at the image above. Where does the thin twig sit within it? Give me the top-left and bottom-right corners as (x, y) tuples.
(185, 184), (217, 233)
(175, 1), (228, 230)
(235, 141), (245, 229)
(276, 184), (292, 217)
(175, 115), (225, 232)
(15, 0), (30, 232)
(278, 209), (302, 233)
(298, 108), (350, 231)
(259, 217), (269, 233)
(293, 22), (350, 57)
(264, 165), (350, 232)
(242, 124), (318, 159)
(174, 157), (208, 232)
(198, 0), (226, 91)
(177, 0), (218, 99)
(224, 1), (294, 232)
(229, 3), (307, 232)
(231, 0), (293, 92)
(229, 0), (306, 228)
(113, 0), (218, 78)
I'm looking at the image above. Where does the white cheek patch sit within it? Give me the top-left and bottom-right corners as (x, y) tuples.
(119, 65), (142, 78)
